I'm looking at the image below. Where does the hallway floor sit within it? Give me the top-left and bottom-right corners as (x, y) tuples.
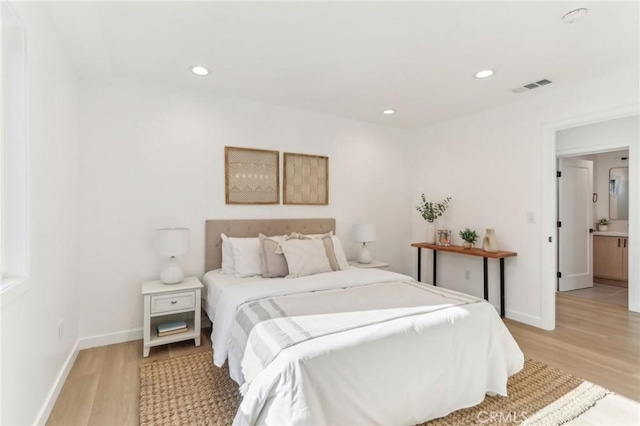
(561, 282), (628, 307)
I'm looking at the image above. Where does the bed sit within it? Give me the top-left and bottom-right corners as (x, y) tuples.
(204, 219), (524, 425)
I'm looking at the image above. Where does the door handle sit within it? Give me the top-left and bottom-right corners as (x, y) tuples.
(589, 228), (595, 233)
(618, 238), (621, 248)
(624, 238), (627, 248)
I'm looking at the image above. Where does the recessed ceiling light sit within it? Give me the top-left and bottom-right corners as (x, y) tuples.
(562, 8), (588, 24)
(474, 70), (494, 79)
(382, 109), (396, 115)
(190, 65), (210, 76)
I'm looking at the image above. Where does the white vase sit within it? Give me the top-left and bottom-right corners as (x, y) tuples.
(462, 241), (473, 249)
(598, 224), (608, 231)
(482, 229), (498, 253)
(425, 222), (436, 244)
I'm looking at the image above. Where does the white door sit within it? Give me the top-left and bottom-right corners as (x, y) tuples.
(558, 158), (594, 291)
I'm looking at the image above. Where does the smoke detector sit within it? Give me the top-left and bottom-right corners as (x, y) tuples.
(512, 79), (553, 94)
(562, 8), (588, 24)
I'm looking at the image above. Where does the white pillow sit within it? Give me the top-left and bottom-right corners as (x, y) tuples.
(221, 233), (235, 275)
(229, 237), (262, 277)
(330, 236), (350, 270)
(280, 239), (333, 278)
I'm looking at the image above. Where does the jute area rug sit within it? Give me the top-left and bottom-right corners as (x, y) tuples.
(139, 352), (609, 425)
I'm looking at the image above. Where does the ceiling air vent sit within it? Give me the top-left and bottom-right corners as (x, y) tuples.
(512, 79), (553, 94)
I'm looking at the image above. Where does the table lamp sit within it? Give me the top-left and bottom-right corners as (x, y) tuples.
(355, 223), (376, 264)
(156, 228), (190, 284)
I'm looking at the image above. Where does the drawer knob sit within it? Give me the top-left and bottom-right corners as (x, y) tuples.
(171, 301), (177, 305)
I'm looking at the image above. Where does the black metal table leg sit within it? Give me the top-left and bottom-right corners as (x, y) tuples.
(500, 258), (505, 318)
(417, 248), (421, 282)
(433, 250), (437, 286)
(483, 257), (488, 301)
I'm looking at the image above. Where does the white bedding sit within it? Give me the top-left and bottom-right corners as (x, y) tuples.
(211, 268), (524, 425)
(202, 269), (266, 321)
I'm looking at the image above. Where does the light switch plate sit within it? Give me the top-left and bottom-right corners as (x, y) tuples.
(527, 211), (535, 223)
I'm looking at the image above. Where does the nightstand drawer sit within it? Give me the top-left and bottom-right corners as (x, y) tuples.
(151, 291), (195, 314)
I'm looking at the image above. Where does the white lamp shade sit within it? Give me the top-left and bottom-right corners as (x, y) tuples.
(156, 228), (190, 257)
(355, 223), (376, 243)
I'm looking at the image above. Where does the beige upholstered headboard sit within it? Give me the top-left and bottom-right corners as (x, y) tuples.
(205, 218), (336, 272)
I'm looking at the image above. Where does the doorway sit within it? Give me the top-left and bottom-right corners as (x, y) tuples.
(540, 109), (638, 331)
(557, 149), (630, 307)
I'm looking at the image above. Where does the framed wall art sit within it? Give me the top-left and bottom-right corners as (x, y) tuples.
(225, 146), (279, 204)
(283, 152), (329, 205)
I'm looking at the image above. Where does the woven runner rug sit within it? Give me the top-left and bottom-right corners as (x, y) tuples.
(139, 352), (608, 426)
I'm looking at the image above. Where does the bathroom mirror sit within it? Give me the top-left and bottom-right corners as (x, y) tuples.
(609, 167), (629, 220)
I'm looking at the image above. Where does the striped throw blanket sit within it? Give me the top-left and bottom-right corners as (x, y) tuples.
(233, 281), (482, 393)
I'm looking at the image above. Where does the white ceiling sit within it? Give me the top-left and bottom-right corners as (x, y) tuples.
(45, 1), (639, 129)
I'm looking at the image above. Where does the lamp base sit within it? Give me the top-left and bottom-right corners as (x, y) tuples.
(160, 257), (184, 284)
(357, 244), (372, 264)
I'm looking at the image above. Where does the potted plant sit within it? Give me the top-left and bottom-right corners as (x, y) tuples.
(416, 195), (451, 244)
(459, 228), (478, 249)
(597, 218), (610, 232)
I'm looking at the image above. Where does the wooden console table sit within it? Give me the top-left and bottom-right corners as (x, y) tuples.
(411, 243), (517, 317)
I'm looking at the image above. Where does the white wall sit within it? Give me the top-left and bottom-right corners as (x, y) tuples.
(556, 115), (638, 152)
(78, 79), (414, 342)
(0, 2), (80, 425)
(411, 67), (639, 326)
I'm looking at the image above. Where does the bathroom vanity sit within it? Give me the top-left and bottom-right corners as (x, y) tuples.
(593, 232), (629, 287)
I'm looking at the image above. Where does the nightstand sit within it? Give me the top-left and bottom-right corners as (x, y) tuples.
(348, 260), (390, 269)
(141, 276), (203, 357)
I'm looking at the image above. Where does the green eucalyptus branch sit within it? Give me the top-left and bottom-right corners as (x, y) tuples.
(416, 194), (452, 223)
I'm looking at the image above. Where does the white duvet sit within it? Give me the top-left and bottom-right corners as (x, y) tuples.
(211, 268), (524, 425)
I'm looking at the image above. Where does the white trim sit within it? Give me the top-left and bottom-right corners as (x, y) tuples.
(504, 309), (541, 328)
(627, 141), (639, 314)
(541, 123), (558, 330)
(78, 328), (143, 350)
(541, 104), (640, 330)
(556, 139), (634, 158)
(33, 340), (80, 426)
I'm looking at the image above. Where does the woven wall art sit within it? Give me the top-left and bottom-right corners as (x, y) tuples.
(225, 147), (279, 204)
(283, 152), (328, 205)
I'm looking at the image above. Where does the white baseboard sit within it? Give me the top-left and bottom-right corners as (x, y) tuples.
(78, 328), (143, 350)
(34, 339), (80, 426)
(629, 302), (639, 313)
(504, 309), (542, 328)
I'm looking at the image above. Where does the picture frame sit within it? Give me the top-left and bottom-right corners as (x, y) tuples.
(283, 152), (329, 205)
(225, 146), (279, 205)
(436, 229), (452, 247)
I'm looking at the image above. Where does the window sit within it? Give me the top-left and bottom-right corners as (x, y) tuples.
(1, 1), (27, 290)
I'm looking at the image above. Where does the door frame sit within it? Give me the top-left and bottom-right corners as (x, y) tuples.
(541, 104), (639, 330)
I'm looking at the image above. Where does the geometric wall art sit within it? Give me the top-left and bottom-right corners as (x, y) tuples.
(283, 152), (329, 205)
(225, 146), (280, 204)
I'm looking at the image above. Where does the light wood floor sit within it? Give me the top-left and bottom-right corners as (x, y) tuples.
(46, 331), (214, 425)
(47, 295), (639, 425)
(561, 282), (628, 307)
(505, 293), (639, 401)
